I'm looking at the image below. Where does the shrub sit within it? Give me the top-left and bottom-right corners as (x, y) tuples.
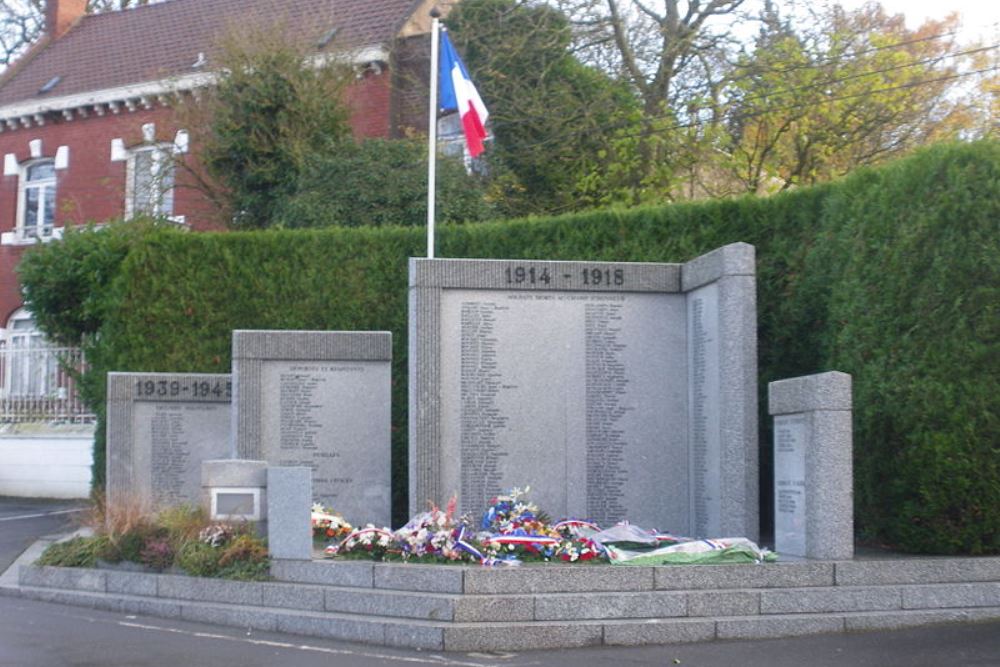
(175, 541), (222, 577)
(36, 537), (103, 568)
(139, 537), (174, 571)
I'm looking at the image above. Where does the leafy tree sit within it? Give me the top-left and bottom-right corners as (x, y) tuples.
(720, 3), (980, 192)
(447, 0), (639, 215)
(275, 138), (494, 227)
(551, 0), (750, 202)
(184, 27), (353, 229)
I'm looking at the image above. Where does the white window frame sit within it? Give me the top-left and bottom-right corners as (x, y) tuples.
(125, 143), (183, 224)
(1, 308), (56, 398)
(9, 159), (60, 245)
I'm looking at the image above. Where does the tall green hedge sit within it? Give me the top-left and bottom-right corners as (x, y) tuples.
(21, 142), (999, 553)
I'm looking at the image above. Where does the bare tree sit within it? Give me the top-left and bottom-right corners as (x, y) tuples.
(1, 0), (157, 71)
(1, 0), (43, 69)
(555, 0), (748, 115)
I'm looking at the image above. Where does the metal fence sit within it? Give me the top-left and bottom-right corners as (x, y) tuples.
(0, 344), (95, 423)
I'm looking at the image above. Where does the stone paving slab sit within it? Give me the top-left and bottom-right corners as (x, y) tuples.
(603, 618), (717, 645)
(260, 582), (326, 611)
(835, 558), (1000, 586)
(443, 621), (604, 651)
(716, 615), (845, 640)
(534, 591), (687, 621)
(655, 562), (834, 590)
(688, 590), (760, 617)
(271, 559), (374, 587)
(464, 565), (655, 594)
(902, 582), (1000, 610)
(374, 563), (464, 593)
(761, 586), (902, 614)
(843, 607), (1000, 632)
(325, 586), (453, 620)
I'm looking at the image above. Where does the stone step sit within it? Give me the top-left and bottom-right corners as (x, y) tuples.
(271, 557), (1000, 594)
(18, 563), (1000, 626)
(12, 582), (1000, 652)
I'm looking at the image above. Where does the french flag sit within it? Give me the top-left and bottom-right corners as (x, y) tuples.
(438, 30), (489, 158)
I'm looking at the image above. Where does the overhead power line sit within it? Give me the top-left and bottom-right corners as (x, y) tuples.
(494, 63), (999, 155)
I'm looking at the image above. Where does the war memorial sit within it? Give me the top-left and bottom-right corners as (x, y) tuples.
(8, 240), (999, 652)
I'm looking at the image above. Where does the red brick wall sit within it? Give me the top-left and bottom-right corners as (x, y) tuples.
(346, 68), (393, 138)
(0, 69), (397, 324)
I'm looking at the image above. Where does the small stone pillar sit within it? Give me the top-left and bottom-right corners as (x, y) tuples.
(768, 371), (853, 560)
(266, 467), (313, 561)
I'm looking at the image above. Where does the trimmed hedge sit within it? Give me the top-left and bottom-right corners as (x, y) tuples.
(21, 142), (999, 554)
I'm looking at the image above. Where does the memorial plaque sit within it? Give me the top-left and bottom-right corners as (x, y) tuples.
(410, 246), (758, 538)
(107, 373), (232, 509)
(774, 414), (808, 557)
(687, 282), (721, 537)
(440, 289), (685, 529)
(233, 331), (391, 527)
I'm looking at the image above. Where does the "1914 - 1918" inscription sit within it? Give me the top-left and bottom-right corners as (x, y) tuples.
(504, 265), (626, 287)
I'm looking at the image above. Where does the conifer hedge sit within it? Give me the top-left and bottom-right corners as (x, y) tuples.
(20, 142), (999, 554)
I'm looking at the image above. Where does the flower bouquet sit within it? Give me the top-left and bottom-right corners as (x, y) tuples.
(311, 503), (353, 541)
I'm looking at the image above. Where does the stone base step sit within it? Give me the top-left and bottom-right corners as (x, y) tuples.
(9, 556), (1000, 651)
(11, 582), (1000, 652)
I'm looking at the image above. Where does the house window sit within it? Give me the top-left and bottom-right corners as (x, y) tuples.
(1, 309), (54, 398)
(18, 160), (56, 240)
(127, 145), (174, 219)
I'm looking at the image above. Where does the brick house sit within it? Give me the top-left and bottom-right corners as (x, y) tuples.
(0, 0), (444, 429)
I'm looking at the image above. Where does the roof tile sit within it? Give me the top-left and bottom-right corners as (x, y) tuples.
(0, 0), (419, 106)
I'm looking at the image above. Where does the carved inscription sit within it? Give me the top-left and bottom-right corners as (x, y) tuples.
(584, 301), (629, 526)
(774, 413), (808, 556)
(459, 302), (508, 510)
(259, 360), (390, 525)
(441, 289), (685, 528)
(688, 283), (721, 537)
(134, 400), (231, 507)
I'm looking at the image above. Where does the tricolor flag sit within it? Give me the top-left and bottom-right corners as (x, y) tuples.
(438, 30), (489, 158)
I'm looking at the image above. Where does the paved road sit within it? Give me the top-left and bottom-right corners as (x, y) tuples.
(1, 596), (999, 667)
(0, 496), (86, 573)
(3, 497), (999, 666)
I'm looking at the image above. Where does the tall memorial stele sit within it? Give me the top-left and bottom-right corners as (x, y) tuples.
(408, 243), (759, 539)
(231, 330), (392, 528)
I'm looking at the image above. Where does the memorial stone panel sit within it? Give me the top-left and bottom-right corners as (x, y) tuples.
(409, 245), (758, 538)
(769, 371), (853, 559)
(232, 331), (391, 527)
(774, 414), (808, 556)
(106, 372), (232, 509)
(440, 288), (685, 529)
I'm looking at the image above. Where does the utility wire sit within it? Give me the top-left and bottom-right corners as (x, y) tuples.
(492, 63), (999, 154)
(495, 41), (998, 133)
(731, 43), (999, 108)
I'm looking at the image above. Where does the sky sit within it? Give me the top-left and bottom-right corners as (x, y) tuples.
(835, 0), (1000, 42)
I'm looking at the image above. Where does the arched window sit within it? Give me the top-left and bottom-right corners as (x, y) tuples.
(19, 160), (57, 239)
(1, 309), (54, 397)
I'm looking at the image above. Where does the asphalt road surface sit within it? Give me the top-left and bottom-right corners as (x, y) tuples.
(1, 596), (999, 667)
(2, 497), (999, 666)
(0, 496), (86, 573)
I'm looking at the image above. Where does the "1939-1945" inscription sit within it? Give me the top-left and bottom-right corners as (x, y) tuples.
(135, 379), (232, 400)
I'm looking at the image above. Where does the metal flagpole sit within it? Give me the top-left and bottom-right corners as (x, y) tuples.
(426, 10), (441, 259)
